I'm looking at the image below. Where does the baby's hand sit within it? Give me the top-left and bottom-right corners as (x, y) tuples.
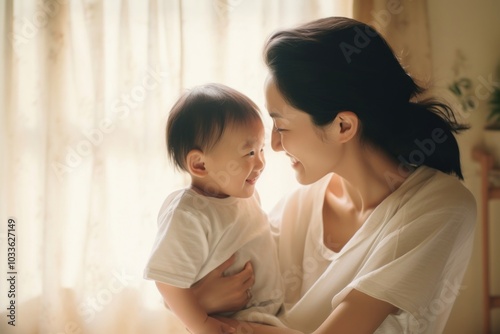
(191, 316), (235, 334)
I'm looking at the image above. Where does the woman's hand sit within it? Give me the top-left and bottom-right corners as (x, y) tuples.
(192, 254), (255, 314)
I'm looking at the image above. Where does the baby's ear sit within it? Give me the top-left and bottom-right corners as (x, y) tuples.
(186, 149), (208, 177)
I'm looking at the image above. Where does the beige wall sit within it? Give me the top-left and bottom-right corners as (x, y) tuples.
(427, 0), (500, 333)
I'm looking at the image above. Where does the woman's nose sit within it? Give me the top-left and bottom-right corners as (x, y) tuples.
(271, 129), (283, 152)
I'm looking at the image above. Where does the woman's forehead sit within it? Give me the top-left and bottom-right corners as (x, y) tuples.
(264, 79), (286, 116)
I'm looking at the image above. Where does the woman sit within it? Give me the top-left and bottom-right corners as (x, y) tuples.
(191, 17), (476, 334)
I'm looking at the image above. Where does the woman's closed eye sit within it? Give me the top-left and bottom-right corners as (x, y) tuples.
(273, 124), (286, 133)
(272, 120), (288, 133)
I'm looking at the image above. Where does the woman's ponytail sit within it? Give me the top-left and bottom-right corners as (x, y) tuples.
(381, 100), (469, 180)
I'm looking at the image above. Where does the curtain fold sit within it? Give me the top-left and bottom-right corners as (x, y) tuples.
(352, 0), (432, 86)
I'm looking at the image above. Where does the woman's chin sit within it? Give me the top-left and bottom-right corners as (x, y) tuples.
(294, 168), (326, 185)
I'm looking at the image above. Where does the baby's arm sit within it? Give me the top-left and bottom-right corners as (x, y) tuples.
(155, 281), (235, 334)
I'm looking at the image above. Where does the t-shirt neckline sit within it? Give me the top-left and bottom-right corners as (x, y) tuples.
(315, 167), (428, 259)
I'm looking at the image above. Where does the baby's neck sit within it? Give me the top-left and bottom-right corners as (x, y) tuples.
(190, 184), (229, 198)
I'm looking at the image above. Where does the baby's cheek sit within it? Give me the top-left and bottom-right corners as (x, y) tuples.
(225, 159), (244, 177)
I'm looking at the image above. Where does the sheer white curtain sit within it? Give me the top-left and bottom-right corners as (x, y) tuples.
(0, 1), (351, 333)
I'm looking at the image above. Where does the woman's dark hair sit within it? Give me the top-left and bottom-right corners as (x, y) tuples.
(166, 83), (261, 172)
(264, 17), (469, 179)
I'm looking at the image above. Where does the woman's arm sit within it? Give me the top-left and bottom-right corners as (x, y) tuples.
(191, 254), (255, 314)
(313, 289), (398, 334)
(199, 288), (394, 334)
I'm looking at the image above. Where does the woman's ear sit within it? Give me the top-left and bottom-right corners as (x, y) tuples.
(186, 149), (208, 177)
(336, 111), (359, 143)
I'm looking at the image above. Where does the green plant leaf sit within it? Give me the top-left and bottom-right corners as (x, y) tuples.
(458, 78), (472, 89)
(448, 83), (461, 96)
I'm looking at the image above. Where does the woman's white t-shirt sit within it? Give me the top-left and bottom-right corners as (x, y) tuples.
(269, 166), (476, 333)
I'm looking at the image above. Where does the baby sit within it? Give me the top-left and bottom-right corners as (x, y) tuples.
(144, 83), (284, 333)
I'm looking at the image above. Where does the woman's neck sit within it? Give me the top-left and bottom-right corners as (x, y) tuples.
(333, 146), (409, 213)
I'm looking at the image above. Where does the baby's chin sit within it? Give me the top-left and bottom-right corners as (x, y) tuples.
(233, 185), (256, 199)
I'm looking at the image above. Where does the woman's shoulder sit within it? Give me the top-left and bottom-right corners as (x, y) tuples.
(396, 166), (477, 224)
(419, 167), (476, 207)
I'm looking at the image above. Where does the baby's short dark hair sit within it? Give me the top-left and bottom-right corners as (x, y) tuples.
(166, 83), (261, 171)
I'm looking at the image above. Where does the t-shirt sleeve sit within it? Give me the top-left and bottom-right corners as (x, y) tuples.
(144, 207), (210, 288)
(332, 187), (476, 323)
